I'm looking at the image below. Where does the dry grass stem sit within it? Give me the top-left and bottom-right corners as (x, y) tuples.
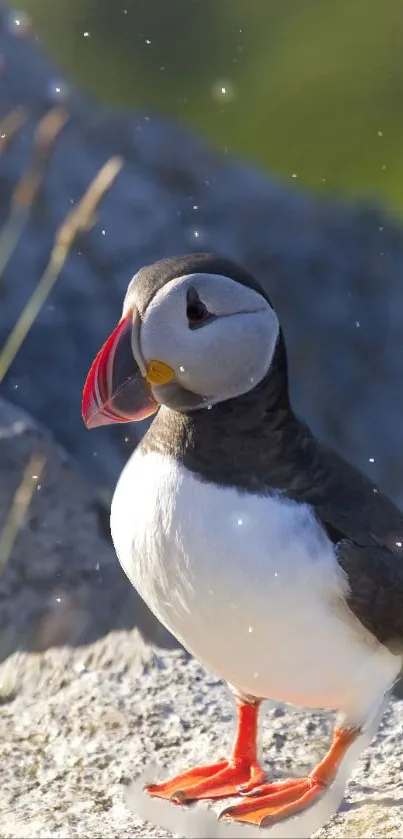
(11, 106), (70, 211)
(0, 106), (70, 281)
(0, 155), (124, 386)
(0, 107), (28, 159)
(0, 452), (46, 579)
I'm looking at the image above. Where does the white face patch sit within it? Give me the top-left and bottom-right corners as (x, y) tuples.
(137, 272), (280, 409)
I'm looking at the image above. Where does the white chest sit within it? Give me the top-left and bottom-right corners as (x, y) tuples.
(111, 450), (399, 720)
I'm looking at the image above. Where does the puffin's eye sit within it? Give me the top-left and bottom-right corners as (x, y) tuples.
(187, 298), (209, 325)
(186, 287), (213, 329)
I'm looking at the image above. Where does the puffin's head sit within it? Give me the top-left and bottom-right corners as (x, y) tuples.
(82, 253), (280, 429)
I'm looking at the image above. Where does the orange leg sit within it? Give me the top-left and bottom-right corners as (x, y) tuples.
(145, 697), (266, 803)
(220, 726), (359, 827)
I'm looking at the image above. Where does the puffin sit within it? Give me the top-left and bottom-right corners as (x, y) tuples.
(82, 252), (403, 828)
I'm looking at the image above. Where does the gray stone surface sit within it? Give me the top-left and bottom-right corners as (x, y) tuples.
(0, 4), (402, 504)
(1, 633), (403, 838)
(0, 396), (174, 659)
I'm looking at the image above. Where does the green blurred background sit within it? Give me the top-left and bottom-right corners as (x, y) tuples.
(10, 0), (403, 212)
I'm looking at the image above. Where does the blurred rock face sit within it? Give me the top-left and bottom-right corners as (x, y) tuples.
(0, 398), (175, 660)
(0, 4), (402, 505)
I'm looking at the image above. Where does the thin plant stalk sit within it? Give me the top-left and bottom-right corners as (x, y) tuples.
(0, 107), (28, 159)
(0, 155), (124, 387)
(0, 106), (70, 282)
(0, 453), (45, 578)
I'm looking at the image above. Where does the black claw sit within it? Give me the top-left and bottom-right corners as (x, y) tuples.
(170, 788), (187, 804)
(259, 815), (273, 829)
(218, 805), (233, 819)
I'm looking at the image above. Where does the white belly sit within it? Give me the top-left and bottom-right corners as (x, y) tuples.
(111, 450), (399, 724)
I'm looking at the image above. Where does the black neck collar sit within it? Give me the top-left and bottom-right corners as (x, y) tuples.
(140, 333), (318, 495)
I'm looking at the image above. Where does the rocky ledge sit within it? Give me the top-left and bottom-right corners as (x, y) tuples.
(1, 633), (403, 838)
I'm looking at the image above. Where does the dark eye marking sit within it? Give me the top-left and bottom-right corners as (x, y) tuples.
(186, 286), (216, 329)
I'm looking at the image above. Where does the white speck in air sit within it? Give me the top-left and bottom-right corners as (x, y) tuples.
(32, 474), (38, 480)
(101, 229), (106, 236)
(193, 229), (200, 239)
(48, 79), (70, 101)
(377, 130), (383, 137)
(237, 518), (243, 526)
(83, 31), (90, 37)
(248, 626), (254, 634)
(373, 488), (378, 494)
(145, 38), (152, 45)
(355, 321), (360, 328)
(193, 204), (199, 210)
(396, 542), (402, 548)
(369, 457), (375, 463)
(179, 365), (185, 373)
(7, 10), (31, 36)
(379, 226), (384, 232)
(253, 671), (259, 678)
(292, 173), (298, 179)
(95, 561), (100, 571)
(211, 80), (236, 103)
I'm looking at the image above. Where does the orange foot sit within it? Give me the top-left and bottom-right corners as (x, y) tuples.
(145, 757), (265, 803)
(220, 726), (359, 827)
(145, 697), (265, 803)
(220, 775), (325, 826)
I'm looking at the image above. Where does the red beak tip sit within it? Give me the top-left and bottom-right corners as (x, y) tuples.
(82, 402), (113, 430)
(81, 311), (159, 428)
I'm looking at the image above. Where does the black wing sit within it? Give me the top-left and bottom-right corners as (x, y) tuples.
(334, 539), (403, 649)
(307, 442), (403, 650)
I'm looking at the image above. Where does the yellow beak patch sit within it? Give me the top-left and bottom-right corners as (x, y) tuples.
(145, 359), (175, 386)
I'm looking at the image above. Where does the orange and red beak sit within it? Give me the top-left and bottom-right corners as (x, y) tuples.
(82, 310), (158, 429)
